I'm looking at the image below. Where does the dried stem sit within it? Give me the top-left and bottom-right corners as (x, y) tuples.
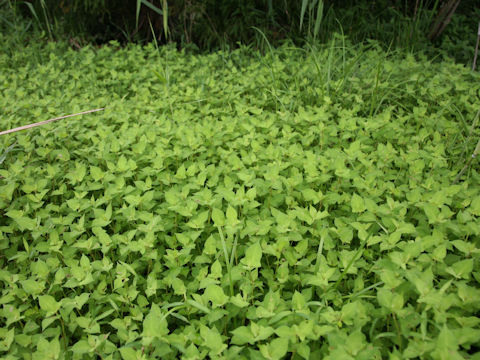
(0, 108), (104, 136)
(428, 0), (461, 41)
(473, 22), (480, 71)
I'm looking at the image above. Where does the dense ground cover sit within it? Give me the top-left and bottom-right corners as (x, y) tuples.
(1, 39), (480, 359)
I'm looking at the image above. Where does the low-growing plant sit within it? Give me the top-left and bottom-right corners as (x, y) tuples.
(0, 38), (479, 359)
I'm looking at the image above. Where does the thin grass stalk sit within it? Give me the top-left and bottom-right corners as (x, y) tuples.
(369, 60), (382, 117)
(300, 0), (309, 31)
(326, 37), (335, 97)
(453, 138), (480, 183)
(162, 0), (168, 39)
(306, 43), (325, 99)
(343, 281), (384, 299)
(24, 2), (40, 29)
(314, 234), (325, 274)
(39, 0), (53, 40)
(135, 0), (141, 30)
(0, 142), (17, 165)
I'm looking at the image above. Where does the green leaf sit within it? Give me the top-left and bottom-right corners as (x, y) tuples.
(71, 340), (92, 355)
(251, 322), (275, 342)
(423, 203), (440, 223)
(204, 284), (229, 308)
(226, 205), (238, 226)
(211, 208), (225, 227)
(5, 209), (23, 219)
(241, 242), (262, 268)
(351, 193), (366, 213)
(469, 196), (480, 216)
(21, 279), (45, 295)
(119, 347), (138, 360)
(377, 288), (404, 313)
(42, 316), (58, 331)
(259, 337), (289, 360)
(0, 329), (14, 352)
(142, 303), (169, 338)
(231, 326), (254, 345)
(14, 216), (37, 231)
(90, 166), (104, 181)
(38, 295), (60, 314)
(200, 324), (227, 355)
(171, 277), (186, 296)
(230, 294), (249, 308)
(431, 326), (461, 360)
(446, 259), (473, 279)
(296, 342), (311, 360)
(186, 210), (209, 229)
(291, 291), (306, 311)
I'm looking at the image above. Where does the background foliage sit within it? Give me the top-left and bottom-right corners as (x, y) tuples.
(1, 0), (479, 63)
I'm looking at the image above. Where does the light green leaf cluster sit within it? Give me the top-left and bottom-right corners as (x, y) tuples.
(0, 39), (479, 359)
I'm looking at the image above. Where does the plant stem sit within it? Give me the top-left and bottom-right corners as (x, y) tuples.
(217, 226), (234, 296)
(473, 22), (480, 71)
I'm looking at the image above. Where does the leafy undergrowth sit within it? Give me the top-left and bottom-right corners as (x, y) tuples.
(1, 39), (480, 360)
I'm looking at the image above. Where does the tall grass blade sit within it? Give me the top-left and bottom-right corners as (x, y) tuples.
(267, 0), (273, 21)
(136, 0), (164, 33)
(24, 2), (40, 29)
(306, 43), (324, 98)
(148, 18), (159, 50)
(252, 26), (273, 56)
(186, 299), (210, 314)
(162, 0), (168, 39)
(300, 0), (309, 31)
(0, 142), (17, 165)
(140, 0), (163, 16)
(229, 232), (238, 267)
(136, 0), (167, 38)
(326, 37), (335, 96)
(39, 0), (53, 40)
(313, 0), (324, 39)
(314, 234), (325, 274)
(135, 0), (141, 30)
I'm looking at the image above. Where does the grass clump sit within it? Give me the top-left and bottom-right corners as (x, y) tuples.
(0, 39), (479, 359)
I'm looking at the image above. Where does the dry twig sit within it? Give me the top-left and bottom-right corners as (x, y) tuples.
(0, 108), (104, 136)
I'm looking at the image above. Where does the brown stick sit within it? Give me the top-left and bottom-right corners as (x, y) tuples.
(434, 0), (461, 39)
(409, 0), (421, 40)
(473, 22), (480, 71)
(428, 0), (453, 39)
(428, 0), (461, 41)
(0, 108), (104, 136)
